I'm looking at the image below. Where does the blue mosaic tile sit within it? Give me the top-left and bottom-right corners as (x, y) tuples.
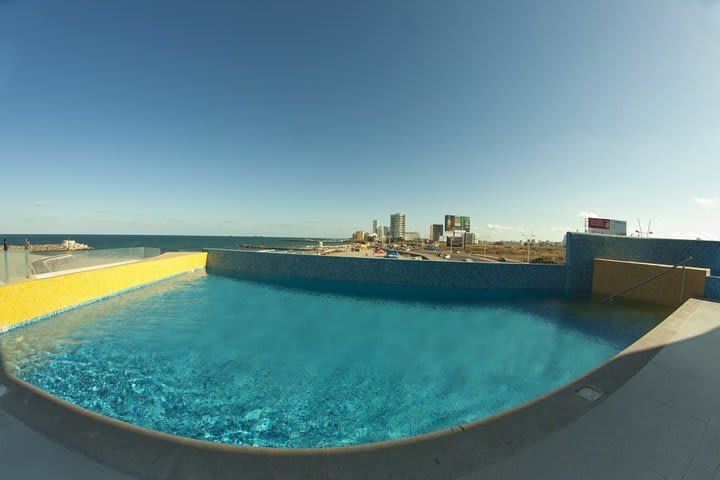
(206, 235), (720, 301)
(205, 249), (567, 298)
(706, 276), (720, 301)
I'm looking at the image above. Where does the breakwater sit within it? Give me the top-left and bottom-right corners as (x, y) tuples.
(6, 242), (91, 253)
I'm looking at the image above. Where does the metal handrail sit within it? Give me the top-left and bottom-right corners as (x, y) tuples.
(600, 256), (693, 303)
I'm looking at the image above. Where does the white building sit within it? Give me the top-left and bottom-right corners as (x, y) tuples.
(389, 212), (406, 240)
(404, 231), (420, 241)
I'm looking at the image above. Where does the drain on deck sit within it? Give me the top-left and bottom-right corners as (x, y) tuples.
(576, 386), (602, 401)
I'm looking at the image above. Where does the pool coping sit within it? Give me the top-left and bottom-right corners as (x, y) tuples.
(0, 294), (700, 478)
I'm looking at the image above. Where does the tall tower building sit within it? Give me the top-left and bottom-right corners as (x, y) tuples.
(372, 219), (378, 236)
(389, 212), (406, 240)
(430, 224), (444, 242)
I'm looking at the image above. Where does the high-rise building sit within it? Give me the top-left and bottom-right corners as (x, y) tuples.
(372, 219), (378, 235)
(382, 226), (389, 238)
(389, 212), (406, 240)
(430, 224), (444, 242)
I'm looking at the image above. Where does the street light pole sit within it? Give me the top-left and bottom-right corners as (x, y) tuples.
(527, 241), (530, 263)
(478, 235), (488, 258)
(521, 232), (534, 263)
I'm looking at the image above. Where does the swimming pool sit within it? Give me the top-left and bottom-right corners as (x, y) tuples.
(0, 271), (669, 448)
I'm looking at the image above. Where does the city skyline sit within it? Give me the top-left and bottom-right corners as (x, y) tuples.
(1, 1), (719, 241)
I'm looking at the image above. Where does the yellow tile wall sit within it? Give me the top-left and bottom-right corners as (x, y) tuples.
(0, 252), (207, 331)
(592, 258), (709, 306)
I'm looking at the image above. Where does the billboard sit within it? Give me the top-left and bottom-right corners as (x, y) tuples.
(586, 218), (627, 236)
(444, 215), (470, 232)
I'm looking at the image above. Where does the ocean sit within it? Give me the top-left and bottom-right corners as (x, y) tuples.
(1, 234), (346, 252)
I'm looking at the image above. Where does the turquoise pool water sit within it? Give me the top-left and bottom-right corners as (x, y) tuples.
(0, 271), (668, 448)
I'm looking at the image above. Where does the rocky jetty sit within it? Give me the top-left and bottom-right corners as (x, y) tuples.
(6, 240), (92, 253)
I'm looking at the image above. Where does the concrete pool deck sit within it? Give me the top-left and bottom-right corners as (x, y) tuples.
(460, 298), (720, 480)
(0, 298), (718, 479)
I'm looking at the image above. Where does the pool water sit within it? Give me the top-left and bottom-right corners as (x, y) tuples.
(0, 271), (668, 448)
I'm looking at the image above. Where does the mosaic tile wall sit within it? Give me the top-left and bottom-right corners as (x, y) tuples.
(205, 249), (567, 298)
(207, 234), (720, 301)
(706, 276), (720, 301)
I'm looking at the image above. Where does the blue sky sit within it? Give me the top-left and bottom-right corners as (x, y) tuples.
(1, 0), (719, 240)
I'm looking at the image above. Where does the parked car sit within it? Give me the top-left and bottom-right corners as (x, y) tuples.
(385, 249), (400, 259)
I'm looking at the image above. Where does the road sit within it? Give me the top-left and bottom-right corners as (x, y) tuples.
(402, 248), (525, 263)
